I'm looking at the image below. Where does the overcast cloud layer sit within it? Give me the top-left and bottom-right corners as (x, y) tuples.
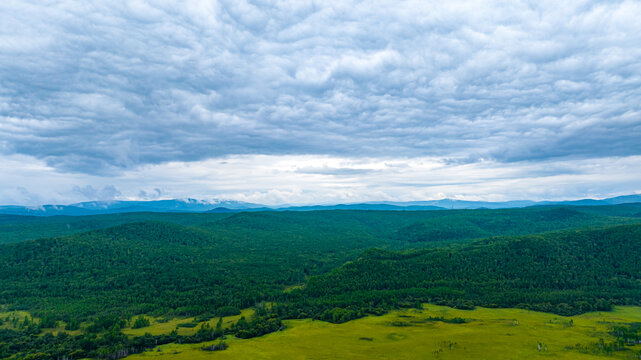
(1, 0), (640, 204)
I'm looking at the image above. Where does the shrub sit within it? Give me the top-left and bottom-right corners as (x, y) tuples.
(132, 315), (151, 329)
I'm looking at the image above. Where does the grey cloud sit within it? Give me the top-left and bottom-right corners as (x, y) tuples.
(5, 187), (46, 206)
(295, 166), (376, 176)
(138, 188), (163, 200)
(72, 185), (121, 200)
(1, 0), (640, 174)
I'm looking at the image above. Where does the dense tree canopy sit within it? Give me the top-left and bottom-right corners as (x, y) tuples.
(283, 224), (641, 320)
(1, 205), (640, 358)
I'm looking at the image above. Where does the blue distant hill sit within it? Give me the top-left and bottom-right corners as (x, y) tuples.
(1, 195), (640, 216)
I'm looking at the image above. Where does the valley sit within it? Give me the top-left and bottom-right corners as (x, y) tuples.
(1, 204), (641, 359)
(129, 305), (641, 360)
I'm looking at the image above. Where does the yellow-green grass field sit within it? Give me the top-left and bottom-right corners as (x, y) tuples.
(122, 308), (255, 337)
(128, 305), (641, 360)
(0, 310), (85, 336)
(0, 310), (33, 330)
(0, 308), (254, 338)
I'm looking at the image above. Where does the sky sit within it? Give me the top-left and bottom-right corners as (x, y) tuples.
(1, 0), (640, 205)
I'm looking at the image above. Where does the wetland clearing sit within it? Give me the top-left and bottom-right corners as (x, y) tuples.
(128, 305), (641, 360)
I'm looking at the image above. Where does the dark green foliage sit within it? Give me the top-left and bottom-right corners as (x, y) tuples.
(0, 324), (176, 359)
(193, 313), (213, 322)
(569, 324), (641, 357)
(395, 217), (487, 242)
(131, 315), (150, 329)
(176, 322), (198, 328)
(389, 316), (466, 326)
(65, 318), (80, 331)
(393, 206), (635, 243)
(1, 206), (641, 358)
(188, 322), (219, 343)
(0, 212), (232, 244)
(288, 224), (641, 319)
(0, 221), (297, 320)
(215, 306), (241, 317)
(86, 315), (127, 333)
(231, 315), (284, 339)
(215, 317), (223, 337)
(611, 323), (641, 346)
(318, 307), (364, 323)
(202, 340), (228, 351)
(573, 203), (641, 218)
(0, 311), (272, 359)
(38, 315), (57, 329)
(1, 210), (447, 322)
(425, 316), (466, 324)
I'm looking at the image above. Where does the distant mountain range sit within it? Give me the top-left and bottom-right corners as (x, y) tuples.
(360, 194), (641, 209)
(1, 194), (640, 216)
(0, 199), (264, 216)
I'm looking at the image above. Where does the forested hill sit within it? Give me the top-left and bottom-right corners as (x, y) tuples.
(0, 221), (313, 319)
(391, 206), (636, 243)
(290, 224), (641, 318)
(1, 206), (639, 322)
(0, 212), (232, 244)
(2, 207), (641, 359)
(2, 204), (639, 245)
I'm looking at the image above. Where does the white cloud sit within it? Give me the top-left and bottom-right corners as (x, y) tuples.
(0, 1), (640, 203)
(1, 153), (639, 205)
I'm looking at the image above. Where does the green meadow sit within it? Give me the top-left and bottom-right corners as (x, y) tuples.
(122, 309), (255, 337)
(2, 208), (641, 358)
(0, 309), (255, 338)
(128, 305), (641, 359)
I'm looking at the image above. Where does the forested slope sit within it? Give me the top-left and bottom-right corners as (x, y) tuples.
(283, 224), (641, 321)
(0, 212), (409, 321)
(570, 202), (641, 217)
(2, 204), (638, 245)
(392, 206), (637, 243)
(0, 221), (324, 320)
(0, 212), (231, 244)
(2, 206), (641, 359)
(1, 206), (639, 322)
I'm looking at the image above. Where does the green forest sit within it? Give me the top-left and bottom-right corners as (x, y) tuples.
(1, 204), (641, 359)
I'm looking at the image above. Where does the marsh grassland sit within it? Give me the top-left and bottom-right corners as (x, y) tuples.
(128, 305), (641, 359)
(121, 309), (255, 337)
(3, 209), (641, 358)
